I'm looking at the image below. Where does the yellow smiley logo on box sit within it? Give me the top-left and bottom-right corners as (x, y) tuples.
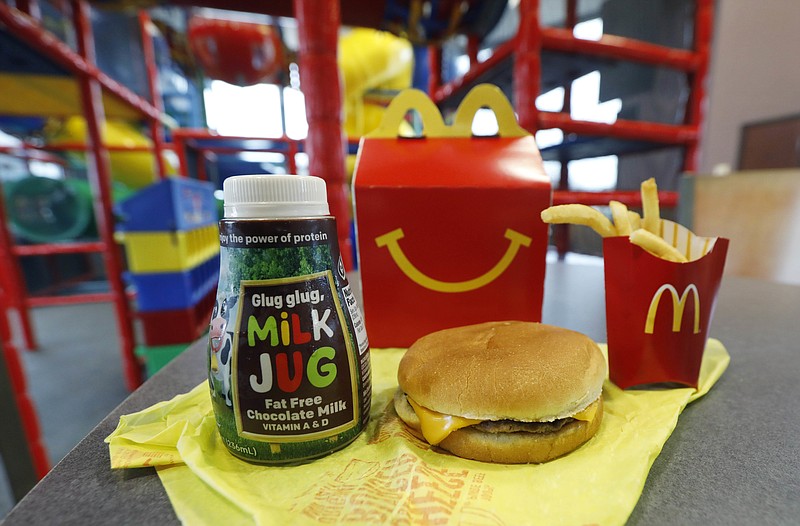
(375, 228), (532, 293)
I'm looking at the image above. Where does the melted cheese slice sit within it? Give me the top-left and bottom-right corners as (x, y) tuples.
(407, 397), (601, 445)
(572, 399), (599, 422)
(407, 398), (482, 445)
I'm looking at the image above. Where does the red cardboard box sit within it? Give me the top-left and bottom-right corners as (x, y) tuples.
(603, 220), (729, 388)
(353, 85), (552, 348)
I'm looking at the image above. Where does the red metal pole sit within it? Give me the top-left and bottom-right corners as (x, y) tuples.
(540, 28), (699, 72)
(13, 241), (105, 256)
(26, 293), (115, 307)
(428, 45), (443, 96)
(0, 289), (50, 479)
(197, 150), (210, 182)
(138, 10), (168, 181)
(555, 0), (578, 258)
(0, 186), (37, 350)
(552, 190), (679, 208)
(514, 0), (541, 133)
(172, 131), (189, 178)
(431, 23), (699, 107)
(683, 0), (714, 172)
(538, 112), (698, 143)
(72, 0), (141, 390)
(432, 38), (514, 103)
(15, 0), (41, 19)
(293, 0), (353, 270)
(171, 129), (302, 180)
(286, 138), (298, 174)
(466, 34), (479, 68)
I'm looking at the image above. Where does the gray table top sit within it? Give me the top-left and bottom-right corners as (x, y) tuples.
(4, 260), (799, 525)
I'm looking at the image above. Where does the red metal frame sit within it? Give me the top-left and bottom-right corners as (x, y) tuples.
(512, 0), (541, 134)
(428, 0), (714, 215)
(171, 128), (301, 183)
(293, 0), (354, 271)
(14, 0), (40, 19)
(0, 190), (38, 349)
(684, 0), (713, 172)
(428, 46), (443, 97)
(0, 289), (50, 478)
(0, 142), (158, 154)
(138, 10), (169, 180)
(554, 0), (578, 257)
(0, 1), (172, 391)
(72, 0), (139, 389)
(0, 145), (67, 163)
(0, 3), (162, 122)
(552, 190), (678, 207)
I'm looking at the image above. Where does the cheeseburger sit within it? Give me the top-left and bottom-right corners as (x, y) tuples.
(394, 321), (606, 463)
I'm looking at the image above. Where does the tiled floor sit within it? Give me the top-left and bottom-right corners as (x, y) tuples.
(1, 302), (130, 517)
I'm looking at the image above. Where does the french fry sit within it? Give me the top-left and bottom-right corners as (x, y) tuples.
(609, 200), (632, 236)
(627, 210), (642, 231)
(541, 204), (616, 238)
(629, 228), (688, 263)
(540, 179), (694, 264)
(641, 177), (660, 235)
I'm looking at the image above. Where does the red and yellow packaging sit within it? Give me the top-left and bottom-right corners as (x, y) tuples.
(603, 219), (729, 388)
(353, 84), (552, 348)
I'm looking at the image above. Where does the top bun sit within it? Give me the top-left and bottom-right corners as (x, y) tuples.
(398, 321), (606, 422)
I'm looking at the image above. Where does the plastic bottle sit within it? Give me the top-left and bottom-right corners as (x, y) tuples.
(207, 174), (371, 464)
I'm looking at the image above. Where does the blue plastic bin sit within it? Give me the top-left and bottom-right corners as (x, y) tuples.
(128, 254), (219, 312)
(115, 177), (218, 232)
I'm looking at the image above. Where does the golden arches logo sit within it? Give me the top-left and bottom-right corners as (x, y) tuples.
(374, 228), (532, 293)
(645, 284), (700, 334)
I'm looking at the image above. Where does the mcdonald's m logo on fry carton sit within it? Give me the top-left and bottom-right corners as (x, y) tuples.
(645, 284), (700, 334)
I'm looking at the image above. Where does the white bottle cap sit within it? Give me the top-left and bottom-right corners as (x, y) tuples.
(223, 174), (330, 218)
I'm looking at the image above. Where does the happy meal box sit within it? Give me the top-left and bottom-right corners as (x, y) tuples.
(603, 220), (729, 389)
(353, 84), (552, 348)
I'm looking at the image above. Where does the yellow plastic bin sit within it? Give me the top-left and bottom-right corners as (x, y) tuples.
(116, 224), (219, 273)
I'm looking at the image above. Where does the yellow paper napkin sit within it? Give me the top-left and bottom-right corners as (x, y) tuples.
(106, 339), (729, 525)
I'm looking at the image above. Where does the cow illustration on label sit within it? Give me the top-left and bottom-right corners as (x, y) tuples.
(209, 295), (237, 406)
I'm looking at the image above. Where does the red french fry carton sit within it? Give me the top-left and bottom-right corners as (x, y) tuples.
(353, 84), (552, 348)
(603, 220), (729, 388)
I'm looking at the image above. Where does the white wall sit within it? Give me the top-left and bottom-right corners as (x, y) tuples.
(700, 1), (800, 173)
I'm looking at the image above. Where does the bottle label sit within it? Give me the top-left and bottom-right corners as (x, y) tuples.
(209, 218), (371, 463)
(233, 272), (358, 440)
